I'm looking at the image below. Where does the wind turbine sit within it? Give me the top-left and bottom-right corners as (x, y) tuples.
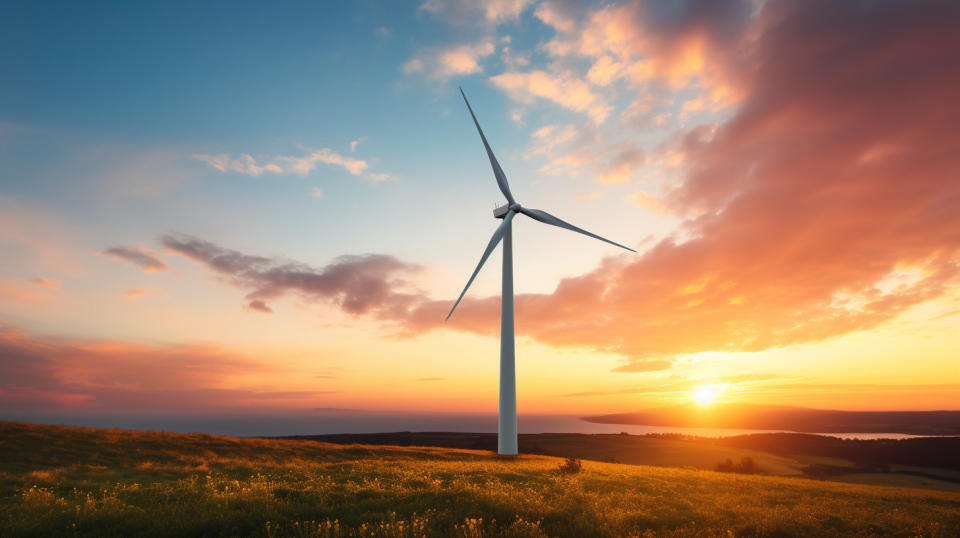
(447, 88), (636, 455)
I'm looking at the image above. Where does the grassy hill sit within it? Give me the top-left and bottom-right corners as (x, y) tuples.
(2, 422), (959, 537)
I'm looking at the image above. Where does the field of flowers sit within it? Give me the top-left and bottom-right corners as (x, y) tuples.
(1, 421), (958, 537)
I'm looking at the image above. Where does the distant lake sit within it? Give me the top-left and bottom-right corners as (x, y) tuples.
(6, 412), (929, 440)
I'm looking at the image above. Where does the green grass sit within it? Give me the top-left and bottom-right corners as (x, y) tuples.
(1, 422), (959, 537)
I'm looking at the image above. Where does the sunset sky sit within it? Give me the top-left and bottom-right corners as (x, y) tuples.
(2, 0), (958, 422)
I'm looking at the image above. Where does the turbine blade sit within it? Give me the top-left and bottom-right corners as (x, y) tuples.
(459, 87), (516, 205)
(519, 207), (636, 253)
(446, 211), (515, 320)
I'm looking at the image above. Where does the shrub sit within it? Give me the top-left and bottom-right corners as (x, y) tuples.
(716, 456), (760, 474)
(557, 457), (582, 474)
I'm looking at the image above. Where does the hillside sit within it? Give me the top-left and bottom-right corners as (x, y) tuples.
(2, 421), (959, 537)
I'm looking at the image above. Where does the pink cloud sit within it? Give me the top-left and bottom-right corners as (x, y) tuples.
(397, 0), (960, 370)
(403, 41), (496, 81)
(101, 246), (170, 273)
(30, 277), (61, 290)
(0, 325), (335, 413)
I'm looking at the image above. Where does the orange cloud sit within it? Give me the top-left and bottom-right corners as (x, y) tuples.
(626, 192), (669, 214)
(30, 277), (60, 290)
(491, 70), (612, 123)
(0, 325), (333, 413)
(535, 0), (750, 105)
(123, 288), (154, 298)
(397, 0), (960, 370)
(403, 41), (495, 81)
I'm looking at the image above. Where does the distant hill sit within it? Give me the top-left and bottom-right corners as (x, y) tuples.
(2, 421), (959, 537)
(583, 403), (960, 435)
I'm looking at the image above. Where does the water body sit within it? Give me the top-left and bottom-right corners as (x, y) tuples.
(5, 412), (927, 440)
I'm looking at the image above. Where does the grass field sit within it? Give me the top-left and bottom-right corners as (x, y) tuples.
(2, 421), (959, 537)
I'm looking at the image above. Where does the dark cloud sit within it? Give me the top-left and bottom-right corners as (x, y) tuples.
(247, 300), (273, 313)
(101, 246), (170, 272)
(162, 233), (424, 316)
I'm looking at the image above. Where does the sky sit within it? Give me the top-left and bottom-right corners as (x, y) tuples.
(1, 0), (958, 423)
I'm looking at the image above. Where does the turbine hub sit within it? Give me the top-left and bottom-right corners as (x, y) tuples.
(509, 203), (521, 212)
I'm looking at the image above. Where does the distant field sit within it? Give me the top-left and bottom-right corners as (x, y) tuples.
(285, 432), (808, 475)
(2, 422), (960, 537)
(287, 432), (960, 492)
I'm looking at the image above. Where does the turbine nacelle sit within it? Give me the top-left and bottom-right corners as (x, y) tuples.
(493, 202), (522, 219)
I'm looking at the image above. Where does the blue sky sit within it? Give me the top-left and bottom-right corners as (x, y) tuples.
(1, 0), (958, 418)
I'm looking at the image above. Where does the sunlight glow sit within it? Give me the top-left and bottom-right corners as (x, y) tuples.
(692, 384), (721, 406)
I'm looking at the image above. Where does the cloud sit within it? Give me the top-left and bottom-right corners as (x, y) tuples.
(537, 0), (752, 95)
(30, 277), (60, 290)
(123, 288), (154, 298)
(165, 0), (960, 374)
(156, 0), (960, 375)
(390, 0), (960, 371)
(529, 124), (578, 156)
(0, 325), (334, 413)
(491, 70), (611, 123)
(161, 233), (424, 316)
(280, 148), (368, 176)
(626, 191), (669, 214)
(533, 127), (646, 185)
(349, 137), (367, 152)
(311, 187), (325, 199)
(194, 148), (389, 182)
(101, 246), (170, 273)
(246, 300), (273, 314)
(596, 145), (645, 184)
(419, 0), (534, 24)
(404, 41), (496, 81)
(193, 153), (283, 175)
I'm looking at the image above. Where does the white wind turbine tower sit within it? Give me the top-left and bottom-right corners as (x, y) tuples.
(447, 88), (635, 455)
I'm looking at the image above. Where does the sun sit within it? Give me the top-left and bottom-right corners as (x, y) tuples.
(692, 384), (721, 406)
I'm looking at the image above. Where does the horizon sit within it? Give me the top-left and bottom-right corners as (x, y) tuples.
(2, 0), (959, 430)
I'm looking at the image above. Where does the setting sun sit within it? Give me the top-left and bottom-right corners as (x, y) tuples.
(692, 385), (721, 406)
